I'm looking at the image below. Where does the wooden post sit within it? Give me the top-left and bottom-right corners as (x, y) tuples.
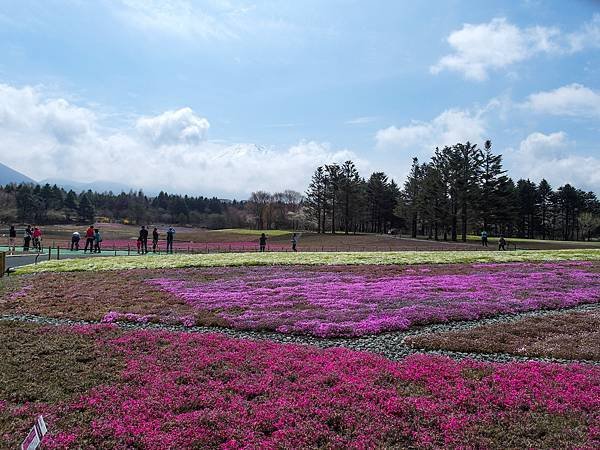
(48, 246), (52, 261)
(0, 251), (5, 277)
(57, 246), (60, 261)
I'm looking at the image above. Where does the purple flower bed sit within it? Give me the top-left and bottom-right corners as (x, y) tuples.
(149, 262), (600, 337)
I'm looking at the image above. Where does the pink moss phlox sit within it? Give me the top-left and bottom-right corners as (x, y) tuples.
(148, 262), (600, 337)
(38, 330), (600, 449)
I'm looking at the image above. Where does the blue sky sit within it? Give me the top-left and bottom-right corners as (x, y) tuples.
(0, 0), (599, 197)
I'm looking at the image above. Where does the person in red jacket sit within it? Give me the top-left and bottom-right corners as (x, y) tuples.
(84, 225), (95, 253)
(32, 226), (42, 252)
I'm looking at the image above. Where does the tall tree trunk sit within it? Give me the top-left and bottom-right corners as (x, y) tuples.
(461, 200), (467, 242)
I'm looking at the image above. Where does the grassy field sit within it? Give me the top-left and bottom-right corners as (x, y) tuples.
(209, 228), (292, 236)
(13, 248), (600, 274)
(464, 234), (600, 249)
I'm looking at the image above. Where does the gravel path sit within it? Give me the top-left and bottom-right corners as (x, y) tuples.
(3, 302), (599, 366)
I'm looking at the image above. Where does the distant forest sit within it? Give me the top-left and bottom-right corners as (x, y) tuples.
(304, 141), (600, 241)
(1, 140), (599, 240)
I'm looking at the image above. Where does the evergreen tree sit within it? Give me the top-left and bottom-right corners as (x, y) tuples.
(78, 194), (95, 223)
(338, 161), (361, 234)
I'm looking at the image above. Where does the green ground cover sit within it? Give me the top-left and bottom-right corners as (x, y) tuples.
(208, 229), (292, 236)
(465, 235), (600, 246)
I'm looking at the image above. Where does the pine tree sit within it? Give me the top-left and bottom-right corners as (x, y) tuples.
(305, 166), (327, 233)
(338, 161), (361, 234)
(78, 194), (95, 223)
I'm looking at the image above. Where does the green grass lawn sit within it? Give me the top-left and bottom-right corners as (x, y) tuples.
(465, 235), (600, 246)
(13, 249), (600, 274)
(208, 229), (293, 237)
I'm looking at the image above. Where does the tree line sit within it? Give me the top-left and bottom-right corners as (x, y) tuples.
(0, 183), (246, 227)
(2, 140), (599, 240)
(400, 141), (600, 241)
(304, 161), (400, 234)
(0, 183), (306, 230)
(301, 141), (600, 240)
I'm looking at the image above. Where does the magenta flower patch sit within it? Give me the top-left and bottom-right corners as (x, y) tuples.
(36, 329), (600, 449)
(149, 262), (600, 337)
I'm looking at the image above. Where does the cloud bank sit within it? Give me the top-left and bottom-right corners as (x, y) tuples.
(431, 15), (600, 80)
(510, 131), (600, 190)
(0, 83), (359, 198)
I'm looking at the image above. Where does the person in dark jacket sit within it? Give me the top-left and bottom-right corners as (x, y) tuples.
(259, 233), (267, 252)
(8, 225), (16, 255)
(94, 228), (102, 253)
(166, 226), (175, 254)
(139, 226), (149, 254)
(152, 227), (159, 253)
(23, 225), (32, 251)
(498, 236), (507, 251)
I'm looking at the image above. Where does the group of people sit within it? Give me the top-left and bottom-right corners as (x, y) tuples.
(480, 231), (508, 250)
(70, 225), (103, 253)
(70, 225), (177, 254)
(5, 225), (44, 254)
(136, 226), (176, 254)
(259, 232), (299, 252)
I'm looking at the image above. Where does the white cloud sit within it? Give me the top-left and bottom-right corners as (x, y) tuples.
(0, 83), (362, 197)
(430, 18), (560, 81)
(509, 131), (600, 190)
(375, 108), (486, 152)
(524, 83), (600, 118)
(110, 0), (296, 42)
(568, 14), (600, 52)
(112, 0), (241, 40)
(431, 15), (600, 81)
(136, 107), (210, 145)
(518, 131), (569, 158)
(345, 116), (378, 125)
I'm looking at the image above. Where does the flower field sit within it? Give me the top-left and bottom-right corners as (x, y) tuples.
(3, 250), (600, 448)
(14, 248), (600, 274)
(5, 261), (600, 337)
(146, 261), (600, 336)
(1, 322), (599, 449)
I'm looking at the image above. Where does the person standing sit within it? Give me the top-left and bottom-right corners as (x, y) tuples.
(152, 227), (159, 253)
(71, 231), (81, 251)
(498, 236), (507, 251)
(259, 233), (267, 252)
(23, 225), (32, 252)
(94, 228), (102, 253)
(481, 230), (488, 247)
(166, 226), (175, 254)
(139, 226), (149, 254)
(32, 226), (42, 251)
(291, 233), (298, 252)
(8, 225), (16, 255)
(84, 225), (95, 253)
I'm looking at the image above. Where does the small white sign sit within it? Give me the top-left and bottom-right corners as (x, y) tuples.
(36, 415), (47, 436)
(21, 416), (47, 450)
(21, 427), (40, 450)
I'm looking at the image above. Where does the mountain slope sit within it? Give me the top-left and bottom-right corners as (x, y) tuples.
(0, 162), (35, 185)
